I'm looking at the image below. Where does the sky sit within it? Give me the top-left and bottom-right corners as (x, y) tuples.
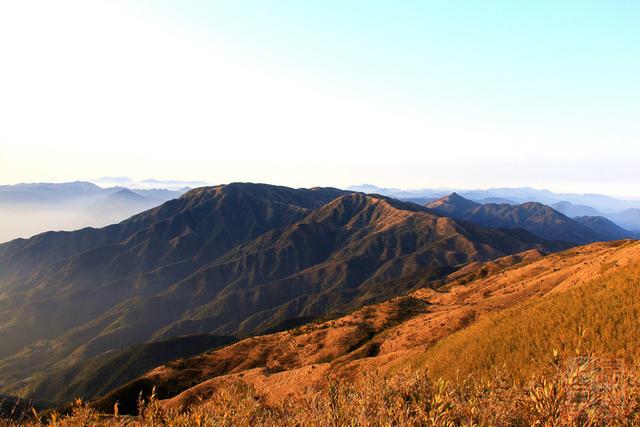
(1, 1), (639, 197)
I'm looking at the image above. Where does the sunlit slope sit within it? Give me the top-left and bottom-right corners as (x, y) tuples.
(416, 241), (640, 381)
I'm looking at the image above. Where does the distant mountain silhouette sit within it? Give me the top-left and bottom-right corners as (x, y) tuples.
(551, 201), (602, 218)
(607, 209), (640, 231)
(0, 183), (567, 400)
(0, 181), (105, 204)
(0, 182), (185, 243)
(87, 188), (161, 215)
(426, 193), (612, 244)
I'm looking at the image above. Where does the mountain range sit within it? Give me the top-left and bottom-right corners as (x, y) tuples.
(425, 193), (637, 243)
(4, 181), (640, 244)
(350, 184), (640, 231)
(0, 183), (572, 403)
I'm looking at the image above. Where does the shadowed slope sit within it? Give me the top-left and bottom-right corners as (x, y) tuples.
(574, 215), (636, 240)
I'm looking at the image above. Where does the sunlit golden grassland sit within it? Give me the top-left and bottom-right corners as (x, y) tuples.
(414, 261), (640, 383)
(3, 353), (640, 426)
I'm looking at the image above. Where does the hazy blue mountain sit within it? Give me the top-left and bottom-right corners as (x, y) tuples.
(0, 182), (186, 243)
(607, 209), (640, 231)
(0, 181), (105, 205)
(87, 189), (164, 219)
(551, 201), (603, 218)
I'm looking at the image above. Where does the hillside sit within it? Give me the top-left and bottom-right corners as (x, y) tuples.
(0, 184), (563, 401)
(426, 193), (611, 244)
(416, 248), (640, 382)
(90, 240), (640, 414)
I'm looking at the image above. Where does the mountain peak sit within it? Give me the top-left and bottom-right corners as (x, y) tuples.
(440, 192), (477, 204)
(444, 192), (466, 202)
(426, 192), (480, 216)
(109, 188), (146, 201)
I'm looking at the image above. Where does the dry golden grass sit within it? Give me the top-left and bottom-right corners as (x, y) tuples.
(3, 351), (640, 426)
(415, 258), (640, 383)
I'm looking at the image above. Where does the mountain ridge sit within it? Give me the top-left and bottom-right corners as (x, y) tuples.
(426, 193), (615, 244)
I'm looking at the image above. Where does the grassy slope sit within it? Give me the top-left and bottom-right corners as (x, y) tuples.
(417, 257), (640, 382)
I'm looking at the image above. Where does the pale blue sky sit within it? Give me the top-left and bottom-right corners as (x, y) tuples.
(1, 1), (638, 196)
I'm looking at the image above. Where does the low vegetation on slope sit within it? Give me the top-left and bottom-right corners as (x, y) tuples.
(4, 353), (640, 426)
(417, 256), (640, 382)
